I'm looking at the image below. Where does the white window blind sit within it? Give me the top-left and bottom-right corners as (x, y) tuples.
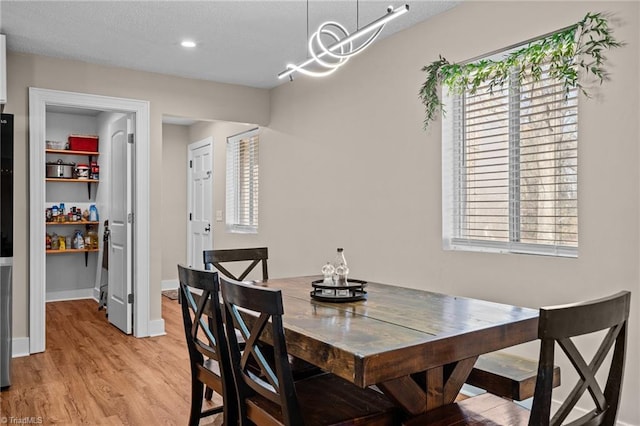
(226, 128), (259, 233)
(443, 63), (578, 257)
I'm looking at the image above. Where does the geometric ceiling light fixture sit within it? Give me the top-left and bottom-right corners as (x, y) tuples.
(278, 3), (409, 80)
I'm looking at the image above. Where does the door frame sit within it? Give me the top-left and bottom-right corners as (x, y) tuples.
(186, 137), (214, 268)
(28, 87), (151, 353)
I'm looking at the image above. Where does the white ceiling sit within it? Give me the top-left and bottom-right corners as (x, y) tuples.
(1, 0), (459, 90)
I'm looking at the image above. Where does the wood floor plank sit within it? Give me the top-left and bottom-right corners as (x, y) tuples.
(0, 297), (223, 425)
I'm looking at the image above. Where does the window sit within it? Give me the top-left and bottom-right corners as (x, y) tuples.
(442, 61), (578, 257)
(226, 128), (259, 233)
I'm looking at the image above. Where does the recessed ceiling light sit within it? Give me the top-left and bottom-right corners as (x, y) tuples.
(181, 40), (197, 48)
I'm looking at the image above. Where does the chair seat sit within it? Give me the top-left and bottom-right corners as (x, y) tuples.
(402, 393), (528, 426)
(246, 373), (398, 426)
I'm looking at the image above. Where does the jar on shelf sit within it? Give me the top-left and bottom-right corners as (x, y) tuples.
(75, 163), (90, 179)
(51, 233), (59, 250)
(90, 161), (99, 180)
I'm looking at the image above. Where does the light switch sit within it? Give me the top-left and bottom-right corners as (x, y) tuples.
(215, 210), (223, 222)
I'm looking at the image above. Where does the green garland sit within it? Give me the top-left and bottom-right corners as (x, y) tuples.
(419, 12), (622, 129)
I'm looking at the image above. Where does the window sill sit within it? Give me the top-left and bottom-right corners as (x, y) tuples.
(226, 225), (258, 234)
(444, 238), (578, 258)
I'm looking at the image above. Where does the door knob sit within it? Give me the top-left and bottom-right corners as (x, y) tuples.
(204, 224), (211, 233)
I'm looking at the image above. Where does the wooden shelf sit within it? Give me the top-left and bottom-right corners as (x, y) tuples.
(46, 149), (99, 156)
(46, 248), (99, 254)
(46, 221), (99, 226)
(46, 178), (100, 183)
(46, 148), (99, 198)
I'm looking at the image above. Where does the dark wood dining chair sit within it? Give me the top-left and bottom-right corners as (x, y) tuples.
(203, 247), (268, 281)
(202, 247), (320, 402)
(177, 264), (237, 426)
(202, 247), (269, 401)
(220, 275), (399, 426)
(404, 291), (631, 426)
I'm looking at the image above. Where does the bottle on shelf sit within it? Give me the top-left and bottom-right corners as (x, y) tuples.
(51, 233), (59, 250)
(89, 204), (99, 222)
(86, 225), (98, 249)
(73, 230), (85, 250)
(333, 248), (349, 285)
(90, 161), (99, 180)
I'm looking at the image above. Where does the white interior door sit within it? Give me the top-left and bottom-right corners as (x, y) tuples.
(187, 137), (213, 268)
(108, 115), (132, 334)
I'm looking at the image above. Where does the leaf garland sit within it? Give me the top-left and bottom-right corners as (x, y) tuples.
(419, 12), (623, 129)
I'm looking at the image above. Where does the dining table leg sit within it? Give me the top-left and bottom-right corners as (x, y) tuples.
(378, 356), (479, 416)
(378, 376), (427, 416)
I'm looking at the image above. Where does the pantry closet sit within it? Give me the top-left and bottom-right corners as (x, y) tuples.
(45, 108), (109, 303)
(29, 88), (152, 354)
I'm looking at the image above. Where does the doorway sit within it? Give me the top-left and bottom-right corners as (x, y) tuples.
(186, 137), (214, 268)
(28, 88), (151, 353)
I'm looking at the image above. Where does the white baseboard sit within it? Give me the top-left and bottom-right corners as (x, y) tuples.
(12, 337), (30, 358)
(148, 318), (166, 337)
(46, 288), (95, 302)
(45, 288), (95, 302)
(161, 279), (178, 291)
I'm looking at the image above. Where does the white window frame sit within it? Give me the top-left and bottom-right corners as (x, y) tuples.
(226, 128), (259, 234)
(442, 60), (578, 258)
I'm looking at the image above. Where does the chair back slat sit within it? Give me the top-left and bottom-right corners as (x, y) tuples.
(182, 287), (218, 359)
(220, 275), (303, 426)
(204, 247), (269, 281)
(529, 291), (630, 426)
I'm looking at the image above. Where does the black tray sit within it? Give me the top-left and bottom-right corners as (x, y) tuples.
(310, 279), (367, 303)
(310, 290), (367, 303)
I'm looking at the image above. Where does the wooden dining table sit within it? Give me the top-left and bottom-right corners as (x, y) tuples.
(251, 275), (539, 418)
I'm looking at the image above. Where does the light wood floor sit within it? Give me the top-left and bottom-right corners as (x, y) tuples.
(0, 296), (223, 425)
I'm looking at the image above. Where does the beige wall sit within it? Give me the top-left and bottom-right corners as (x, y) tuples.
(6, 52), (269, 336)
(257, 2), (639, 423)
(161, 124), (190, 282)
